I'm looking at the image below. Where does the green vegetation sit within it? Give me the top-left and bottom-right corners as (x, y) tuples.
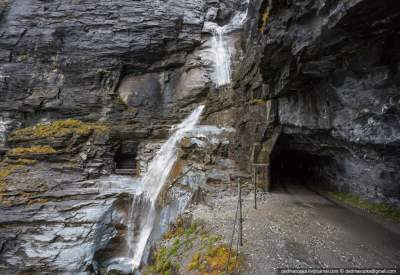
(7, 145), (57, 156)
(145, 219), (244, 275)
(329, 191), (400, 223)
(163, 218), (187, 240)
(146, 219), (201, 274)
(10, 119), (109, 140)
(188, 244), (243, 274)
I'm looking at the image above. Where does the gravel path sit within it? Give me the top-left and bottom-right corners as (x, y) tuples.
(191, 182), (400, 274)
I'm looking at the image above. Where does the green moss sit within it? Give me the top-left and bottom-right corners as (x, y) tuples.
(146, 219), (204, 274)
(146, 219), (245, 275)
(10, 119), (109, 140)
(153, 246), (173, 274)
(329, 191), (400, 223)
(7, 146), (57, 156)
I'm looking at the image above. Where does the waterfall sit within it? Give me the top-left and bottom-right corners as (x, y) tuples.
(212, 27), (231, 87)
(209, 1), (249, 87)
(124, 1), (249, 270)
(127, 105), (205, 270)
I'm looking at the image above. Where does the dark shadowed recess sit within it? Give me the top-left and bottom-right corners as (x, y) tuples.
(270, 133), (344, 192)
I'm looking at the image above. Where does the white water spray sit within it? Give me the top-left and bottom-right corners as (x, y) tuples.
(209, 1), (249, 87)
(211, 27), (231, 87)
(127, 105), (205, 269)
(125, 1), (249, 270)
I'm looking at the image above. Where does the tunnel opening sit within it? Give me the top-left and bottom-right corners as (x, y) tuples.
(270, 147), (335, 191)
(114, 141), (138, 175)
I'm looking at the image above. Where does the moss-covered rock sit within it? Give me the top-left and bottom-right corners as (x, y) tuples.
(0, 161), (32, 205)
(7, 146), (57, 156)
(144, 219), (245, 275)
(9, 119), (109, 141)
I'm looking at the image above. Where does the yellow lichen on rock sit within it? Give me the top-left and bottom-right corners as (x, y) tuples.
(145, 219), (245, 275)
(7, 145), (57, 156)
(0, 163), (22, 204)
(11, 158), (38, 165)
(163, 217), (186, 240)
(0, 160), (47, 206)
(188, 244), (243, 274)
(10, 119), (109, 140)
(0, 165), (17, 191)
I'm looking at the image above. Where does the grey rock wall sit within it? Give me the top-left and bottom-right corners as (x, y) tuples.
(233, 0), (400, 206)
(0, 0), (248, 272)
(0, 0), (208, 132)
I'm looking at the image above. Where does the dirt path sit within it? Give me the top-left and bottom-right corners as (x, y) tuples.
(191, 182), (400, 274)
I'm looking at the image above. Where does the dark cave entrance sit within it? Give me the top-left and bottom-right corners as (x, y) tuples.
(114, 141), (138, 175)
(269, 146), (334, 191)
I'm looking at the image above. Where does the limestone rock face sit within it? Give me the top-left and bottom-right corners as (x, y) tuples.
(232, 0), (400, 206)
(0, 0), (214, 273)
(118, 73), (163, 111)
(0, 0), (207, 130)
(0, 0), (253, 271)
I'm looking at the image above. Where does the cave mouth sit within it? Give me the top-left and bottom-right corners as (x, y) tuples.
(114, 141), (138, 175)
(270, 148), (333, 191)
(115, 152), (137, 170)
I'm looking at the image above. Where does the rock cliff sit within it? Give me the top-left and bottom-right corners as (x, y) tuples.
(0, 0), (245, 272)
(232, 0), (400, 207)
(0, 0), (399, 273)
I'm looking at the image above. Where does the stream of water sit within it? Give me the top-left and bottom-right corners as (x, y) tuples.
(127, 105), (205, 270)
(211, 27), (231, 87)
(210, 2), (249, 87)
(125, 2), (249, 270)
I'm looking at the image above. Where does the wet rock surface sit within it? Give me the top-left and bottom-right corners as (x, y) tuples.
(0, 0), (227, 272)
(0, 175), (132, 273)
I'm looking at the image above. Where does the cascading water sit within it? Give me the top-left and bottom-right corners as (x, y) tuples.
(211, 27), (231, 87)
(123, 2), (249, 271)
(209, 1), (249, 87)
(127, 105), (205, 270)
